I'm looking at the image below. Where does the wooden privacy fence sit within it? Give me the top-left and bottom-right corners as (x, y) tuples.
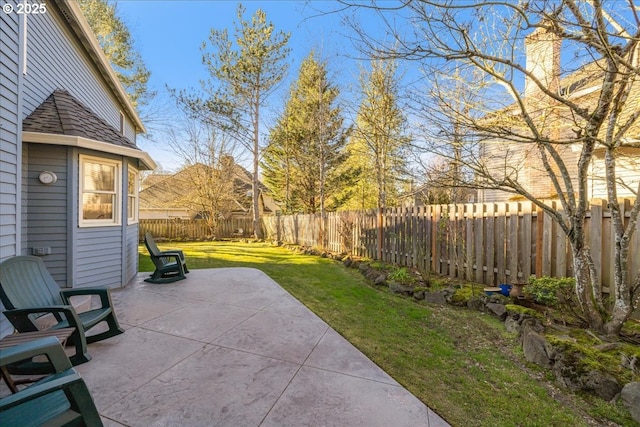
(262, 199), (640, 291)
(139, 218), (255, 241)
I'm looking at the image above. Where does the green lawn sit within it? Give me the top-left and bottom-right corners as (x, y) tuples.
(139, 241), (633, 427)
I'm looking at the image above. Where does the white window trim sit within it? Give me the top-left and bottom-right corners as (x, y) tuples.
(119, 111), (126, 136)
(127, 166), (139, 224)
(79, 155), (122, 227)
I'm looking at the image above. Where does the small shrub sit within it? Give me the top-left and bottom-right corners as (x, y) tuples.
(449, 284), (482, 306)
(388, 267), (414, 285)
(526, 276), (575, 307)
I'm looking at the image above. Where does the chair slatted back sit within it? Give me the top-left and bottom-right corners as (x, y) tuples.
(144, 232), (171, 268)
(0, 256), (63, 310)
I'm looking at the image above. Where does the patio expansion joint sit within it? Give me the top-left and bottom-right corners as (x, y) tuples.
(256, 325), (331, 426)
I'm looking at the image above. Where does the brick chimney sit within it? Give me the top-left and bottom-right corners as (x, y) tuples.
(524, 23), (561, 100)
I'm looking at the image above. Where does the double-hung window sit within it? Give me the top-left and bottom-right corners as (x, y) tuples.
(79, 155), (121, 226)
(127, 167), (139, 224)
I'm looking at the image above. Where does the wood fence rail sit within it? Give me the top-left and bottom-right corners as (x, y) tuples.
(262, 199), (640, 291)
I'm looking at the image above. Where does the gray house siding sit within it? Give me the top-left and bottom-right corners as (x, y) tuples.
(125, 161), (139, 283)
(0, 8), (22, 337)
(16, 5), (141, 289)
(66, 149), (138, 289)
(125, 224), (139, 284)
(76, 229), (123, 288)
(25, 144), (69, 284)
(0, 8), (21, 261)
(22, 4), (136, 144)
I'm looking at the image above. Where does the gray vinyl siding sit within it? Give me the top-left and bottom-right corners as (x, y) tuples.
(125, 223), (139, 285)
(0, 7), (21, 261)
(21, 144), (28, 252)
(124, 161), (139, 284)
(76, 228), (123, 288)
(0, 6), (21, 337)
(25, 144), (69, 284)
(22, 4), (136, 144)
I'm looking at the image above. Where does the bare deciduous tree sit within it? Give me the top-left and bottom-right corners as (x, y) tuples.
(344, 0), (640, 336)
(163, 115), (240, 235)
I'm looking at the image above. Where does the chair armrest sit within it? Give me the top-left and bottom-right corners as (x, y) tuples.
(161, 249), (185, 260)
(0, 369), (79, 410)
(154, 251), (184, 258)
(3, 306), (83, 333)
(0, 336), (72, 372)
(150, 252), (184, 266)
(60, 287), (113, 308)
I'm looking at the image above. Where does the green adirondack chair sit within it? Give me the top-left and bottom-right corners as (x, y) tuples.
(143, 232), (189, 283)
(0, 336), (103, 427)
(0, 256), (124, 370)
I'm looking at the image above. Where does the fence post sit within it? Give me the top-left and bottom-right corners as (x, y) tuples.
(474, 203), (485, 283)
(465, 203), (474, 281)
(507, 202), (520, 284)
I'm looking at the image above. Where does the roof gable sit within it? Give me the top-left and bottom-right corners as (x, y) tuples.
(23, 89), (136, 149)
(140, 163), (273, 213)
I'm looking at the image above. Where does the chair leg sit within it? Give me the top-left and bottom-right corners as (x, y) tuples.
(86, 313), (124, 344)
(68, 329), (92, 366)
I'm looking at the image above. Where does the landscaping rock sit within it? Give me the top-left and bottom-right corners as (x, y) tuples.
(358, 262), (370, 272)
(466, 296), (485, 311)
(424, 292), (447, 305)
(486, 302), (507, 320)
(504, 315), (521, 334)
(522, 330), (552, 368)
(388, 282), (414, 296)
(362, 269), (375, 280)
(374, 275), (386, 286)
(413, 290), (425, 300)
(620, 382), (640, 423)
(441, 287), (456, 302)
(520, 317), (544, 334)
(343, 257), (352, 268)
(582, 370), (621, 401)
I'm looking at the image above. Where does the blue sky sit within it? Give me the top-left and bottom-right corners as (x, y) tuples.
(116, 1), (365, 170)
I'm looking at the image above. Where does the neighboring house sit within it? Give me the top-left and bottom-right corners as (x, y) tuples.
(1, 1), (155, 334)
(478, 26), (639, 203)
(139, 160), (277, 220)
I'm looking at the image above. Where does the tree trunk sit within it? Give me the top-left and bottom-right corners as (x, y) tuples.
(603, 221), (636, 336)
(572, 246), (604, 332)
(252, 103), (263, 239)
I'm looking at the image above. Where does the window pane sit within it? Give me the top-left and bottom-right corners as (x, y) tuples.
(128, 195), (136, 219)
(82, 193), (114, 220)
(128, 170), (135, 194)
(84, 162), (115, 191)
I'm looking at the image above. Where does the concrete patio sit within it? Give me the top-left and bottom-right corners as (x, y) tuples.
(73, 267), (449, 426)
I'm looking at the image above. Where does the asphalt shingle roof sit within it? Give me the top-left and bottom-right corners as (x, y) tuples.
(22, 89), (137, 148)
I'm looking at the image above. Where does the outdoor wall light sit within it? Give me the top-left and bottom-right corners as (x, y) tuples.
(38, 171), (58, 185)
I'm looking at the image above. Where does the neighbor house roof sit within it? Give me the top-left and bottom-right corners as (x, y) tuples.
(140, 163), (272, 214)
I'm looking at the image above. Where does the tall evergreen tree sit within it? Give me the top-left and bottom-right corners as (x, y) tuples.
(263, 52), (352, 214)
(175, 4), (290, 238)
(345, 60), (410, 210)
(78, 0), (152, 109)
